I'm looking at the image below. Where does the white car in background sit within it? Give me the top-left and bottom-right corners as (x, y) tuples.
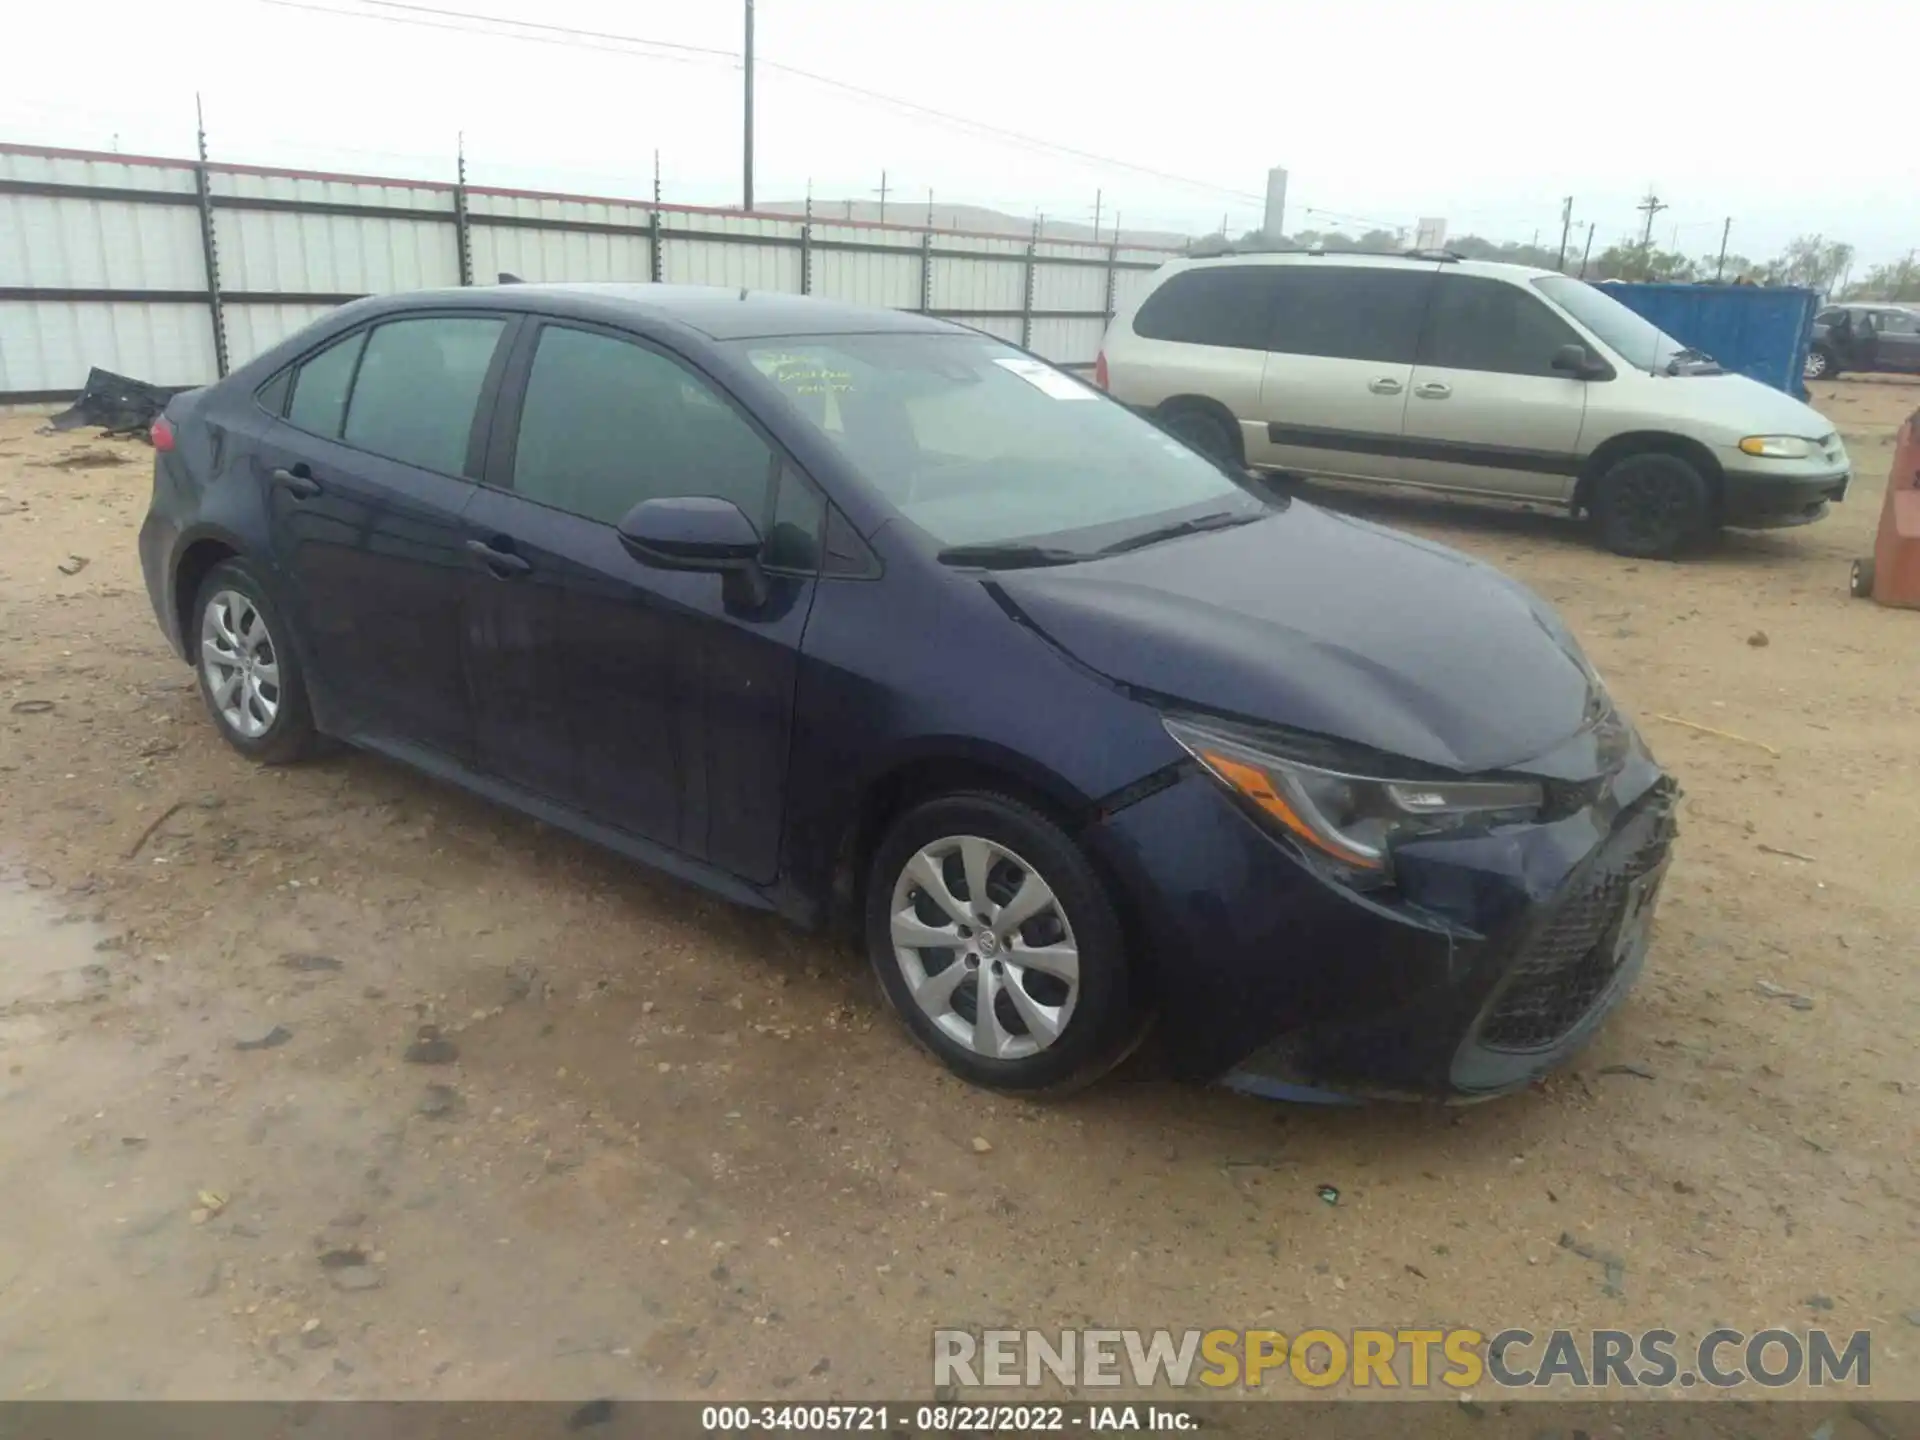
(1097, 251), (1850, 557)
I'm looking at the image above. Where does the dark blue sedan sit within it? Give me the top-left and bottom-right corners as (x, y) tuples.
(138, 284), (1676, 1101)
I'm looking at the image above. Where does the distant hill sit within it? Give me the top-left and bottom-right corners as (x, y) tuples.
(759, 198), (1188, 249)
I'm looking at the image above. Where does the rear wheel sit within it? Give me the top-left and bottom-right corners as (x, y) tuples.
(192, 559), (318, 764)
(1156, 404), (1241, 467)
(1590, 452), (1711, 559)
(864, 792), (1141, 1094)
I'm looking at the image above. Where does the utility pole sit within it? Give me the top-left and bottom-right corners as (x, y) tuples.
(1715, 217), (1732, 281)
(925, 187), (934, 229)
(741, 0), (755, 211)
(1090, 188), (1102, 244)
(653, 148), (661, 205)
(1556, 196), (1574, 271)
(1636, 189), (1667, 249)
(1578, 222), (1596, 279)
(872, 169), (889, 223)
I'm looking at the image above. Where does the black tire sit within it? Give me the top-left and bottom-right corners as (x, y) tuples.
(1157, 404), (1241, 467)
(1590, 452), (1712, 559)
(190, 558), (319, 764)
(1851, 557), (1875, 598)
(1804, 346), (1839, 382)
(863, 792), (1141, 1095)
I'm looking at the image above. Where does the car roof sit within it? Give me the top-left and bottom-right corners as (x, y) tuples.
(360, 282), (966, 341)
(1168, 252), (1558, 282)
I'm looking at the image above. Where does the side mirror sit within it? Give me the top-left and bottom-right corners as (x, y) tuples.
(617, 496), (768, 606)
(1551, 343), (1610, 380)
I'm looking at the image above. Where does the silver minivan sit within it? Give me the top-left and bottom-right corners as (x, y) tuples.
(1097, 252), (1851, 557)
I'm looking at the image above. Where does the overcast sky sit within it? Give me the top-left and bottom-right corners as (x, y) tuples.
(4, 0), (1915, 268)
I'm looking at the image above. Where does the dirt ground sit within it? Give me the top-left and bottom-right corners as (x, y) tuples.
(0, 380), (1913, 1403)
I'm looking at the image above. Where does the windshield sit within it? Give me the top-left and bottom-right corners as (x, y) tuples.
(1533, 276), (1691, 374)
(729, 332), (1261, 554)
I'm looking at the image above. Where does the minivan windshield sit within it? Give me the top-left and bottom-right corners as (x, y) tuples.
(729, 333), (1264, 559)
(1533, 276), (1695, 374)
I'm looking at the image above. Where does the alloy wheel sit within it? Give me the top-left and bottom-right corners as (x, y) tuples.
(888, 835), (1080, 1060)
(1804, 350), (1829, 379)
(200, 589), (281, 739)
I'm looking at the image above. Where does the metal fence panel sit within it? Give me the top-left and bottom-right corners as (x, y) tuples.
(1027, 317), (1108, 367)
(214, 208), (458, 294)
(810, 247), (920, 309)
(929, 255), (1025, 312)
(470, 224), (652, 286)
(0, 142), (1175, 401)
(0, 299), (214, 395)
(1033, 261), (1106, 313)
(223, 301), (342, 368)
(664, 235), (802, 292)
(0, 190), (206, 290)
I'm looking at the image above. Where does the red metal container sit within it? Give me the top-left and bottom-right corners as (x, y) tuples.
(1852, 406), (1920, 608)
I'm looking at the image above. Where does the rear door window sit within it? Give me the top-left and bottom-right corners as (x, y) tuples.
(285, 331), (365, 438)
(1267, 266), (1431, 364)
(1419, 275), (1587, 376)
(341, 316), (507, 476)
(1131, 267), (1281, 350)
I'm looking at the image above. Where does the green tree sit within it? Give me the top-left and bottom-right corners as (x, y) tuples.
(1590, 241), (1696, 282)
(1842, 255), (1920, 302)
(1762, 235), (1854, 292)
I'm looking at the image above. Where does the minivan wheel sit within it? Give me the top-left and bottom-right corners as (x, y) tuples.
(1804, 346), (1836, 381)
(192, 559), (318, 764)
(864, 792), (1139, 1094)
(1590, 453), (1711, 559)
(1157, 405), (1240, 466)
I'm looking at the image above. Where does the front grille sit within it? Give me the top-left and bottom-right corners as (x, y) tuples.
(1478, 822), (1669, 1053)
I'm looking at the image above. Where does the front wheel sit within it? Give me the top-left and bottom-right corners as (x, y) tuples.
(864, 793), (1142, 1094)
(1590, 453), (1711, 559)
(1804, 346), (1837, 381)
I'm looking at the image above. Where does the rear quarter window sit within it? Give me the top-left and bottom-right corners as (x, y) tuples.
(1131, 267), (1278, 350)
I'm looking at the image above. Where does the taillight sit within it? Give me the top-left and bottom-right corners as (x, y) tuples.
(1094, 351), (1109, 391)
(150, 416), (176, 452)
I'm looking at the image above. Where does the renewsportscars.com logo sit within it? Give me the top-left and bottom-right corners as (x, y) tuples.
(932, 1327), (1873, 1391)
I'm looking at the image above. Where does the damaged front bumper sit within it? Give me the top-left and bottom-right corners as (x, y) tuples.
(1086, 727), (1677, 1101)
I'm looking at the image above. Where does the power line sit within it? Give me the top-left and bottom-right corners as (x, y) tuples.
(361, 0), (737, 58)
(258, 0), (1264, 203)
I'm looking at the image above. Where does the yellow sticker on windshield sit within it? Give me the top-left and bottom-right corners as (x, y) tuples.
(758, 352), (853, 396)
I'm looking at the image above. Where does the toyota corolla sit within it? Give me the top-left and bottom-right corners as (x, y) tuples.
(138, 284), (1677, 1101)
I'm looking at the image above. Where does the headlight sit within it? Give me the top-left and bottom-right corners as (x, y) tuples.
(1738, 435), (1818, 459)
(1163, 717), (1544, 887)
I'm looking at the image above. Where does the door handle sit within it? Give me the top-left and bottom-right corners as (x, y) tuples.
(465, 537), (532, 578)
(271, 466), (321, 500)
(1368, 377), (1404, 395)
(1414, 382), (1453, 400)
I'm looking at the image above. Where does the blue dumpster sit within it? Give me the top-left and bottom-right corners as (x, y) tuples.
(1595, 282), (1820, 398)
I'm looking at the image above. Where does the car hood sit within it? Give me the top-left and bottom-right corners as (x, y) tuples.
(1644, 372), (1832, 436)
(990, 504), (1598, 774)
